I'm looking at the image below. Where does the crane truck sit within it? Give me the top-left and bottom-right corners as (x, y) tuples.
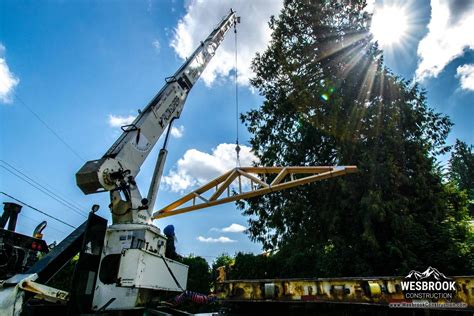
(0, 9), (357, 315)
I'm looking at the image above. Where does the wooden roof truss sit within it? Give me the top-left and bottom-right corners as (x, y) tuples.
(153, 166), (357, 219)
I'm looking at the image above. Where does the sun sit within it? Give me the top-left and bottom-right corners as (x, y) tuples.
(370, 6), (409, 46)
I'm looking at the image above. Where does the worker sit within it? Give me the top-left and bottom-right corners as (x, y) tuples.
(163, 224), (179, 260)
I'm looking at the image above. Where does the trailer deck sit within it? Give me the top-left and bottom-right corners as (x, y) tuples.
(216, 276), (474, 311)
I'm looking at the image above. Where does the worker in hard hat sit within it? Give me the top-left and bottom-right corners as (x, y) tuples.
(163, 224), (179, 260)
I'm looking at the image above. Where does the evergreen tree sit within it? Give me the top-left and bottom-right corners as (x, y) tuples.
(450, 139), (474, 216)
(241, 0), (473, 276)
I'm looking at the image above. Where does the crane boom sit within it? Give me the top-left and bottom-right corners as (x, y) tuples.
(76, 10), (238, 224)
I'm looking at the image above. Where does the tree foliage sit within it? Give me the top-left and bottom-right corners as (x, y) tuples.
(212, 253), (234, 272)
(47, 254), (78, 291)
(450, 139), (474, 216)
(241, 0), (473, 277)
(180, 255), (212, 294)
(211, 253), (234, 281)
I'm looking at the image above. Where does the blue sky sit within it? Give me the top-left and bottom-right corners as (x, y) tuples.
(0, 0), (472, 262)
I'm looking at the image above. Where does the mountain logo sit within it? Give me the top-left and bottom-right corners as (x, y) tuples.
(401, 267), (457, 300)
(405, 266), (450, 281)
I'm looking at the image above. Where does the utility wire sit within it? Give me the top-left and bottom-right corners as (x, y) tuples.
(19, 213), (68, 235)
(0, 163), (87, 218)
(0, 160), (87, 215)
(13, 92), (85, 162)
(0, 192), (77, 229)
(0, 166), (86, 218)
(17, 214), (68, 242)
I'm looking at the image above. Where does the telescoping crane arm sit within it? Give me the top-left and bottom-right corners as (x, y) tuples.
(76, 10), (239, 225)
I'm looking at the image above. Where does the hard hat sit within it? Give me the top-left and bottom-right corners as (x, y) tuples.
(163, 224), (175, 237)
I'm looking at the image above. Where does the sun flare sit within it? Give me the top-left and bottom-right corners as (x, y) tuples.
(371, 6), (408, 46)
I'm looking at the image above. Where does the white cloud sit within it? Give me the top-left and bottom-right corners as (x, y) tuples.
(415, 0), (474, 81)
(108, 114), (136, 127)
(162, 143), (258, 192)
(456, 64), (474, 91)
(170, 125), (184, 138)
(211, 223), (247, 233)
(197, 236), (236, 243)
(170, 0), (283, 86)
(0, 43), (20, 104)
(222, 223), (246, 233)
(152, 39), (161, 53)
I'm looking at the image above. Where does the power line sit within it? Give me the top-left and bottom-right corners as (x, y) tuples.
(0, 160), (87, 215)
(18, 213), (68, 239)
(13, 92), (85, 162)
(0, 163), (87, 218)
(0, 192), (77, 229)
(19, 213), (67, 236)
(19, 213), (68, 235)
(0, 165), (87, 218)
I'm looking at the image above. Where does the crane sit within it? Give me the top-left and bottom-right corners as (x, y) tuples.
(0, 9), (356, 315)
(76, 10), (240, 226)
(73, 7), (355, 310)
(74, 10), (242, 312)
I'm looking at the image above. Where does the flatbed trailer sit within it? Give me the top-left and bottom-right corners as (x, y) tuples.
(216, 276), (474, 313)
